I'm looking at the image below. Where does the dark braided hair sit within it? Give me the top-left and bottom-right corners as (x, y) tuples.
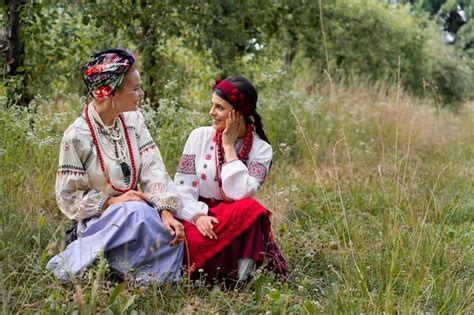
(215, 76), (270, 144)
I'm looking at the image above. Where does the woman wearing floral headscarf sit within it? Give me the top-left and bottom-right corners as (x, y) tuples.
(46, 49), (184, 284)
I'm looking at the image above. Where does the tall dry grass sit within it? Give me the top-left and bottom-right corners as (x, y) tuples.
(0, 71), (472, 312)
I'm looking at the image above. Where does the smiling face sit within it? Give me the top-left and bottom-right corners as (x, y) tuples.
(113, 68), (144, 113)
(209, 92), (233, 130)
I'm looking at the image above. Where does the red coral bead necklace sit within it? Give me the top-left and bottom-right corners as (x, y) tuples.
(213, 124), (253, 189)
(84, 103), (137, 193)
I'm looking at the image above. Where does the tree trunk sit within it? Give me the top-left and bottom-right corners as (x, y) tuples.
(284, 32), (296, 67)
(4, 0), (30, 106)
(5, 0), (24, 76)
(138, 0), (159, 107)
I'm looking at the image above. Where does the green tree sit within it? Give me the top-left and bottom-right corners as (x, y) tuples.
(403, 0), (472, 44)
(182, 0), (273, 73)
(1, 0), (471, 107)
(80, 1), (188, 104)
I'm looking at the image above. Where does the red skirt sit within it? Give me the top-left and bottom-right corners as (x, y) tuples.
(183, 197), (287, 281)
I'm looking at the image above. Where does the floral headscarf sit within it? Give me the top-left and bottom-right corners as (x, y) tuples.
(82, 48), (135, 100)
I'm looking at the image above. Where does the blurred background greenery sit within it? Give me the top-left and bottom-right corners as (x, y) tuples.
(1, 0), (473, 108)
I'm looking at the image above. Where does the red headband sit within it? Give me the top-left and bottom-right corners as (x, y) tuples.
(212, 79), (253, 116)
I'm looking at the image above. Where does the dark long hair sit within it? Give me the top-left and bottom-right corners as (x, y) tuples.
(215, 76), (270, 144)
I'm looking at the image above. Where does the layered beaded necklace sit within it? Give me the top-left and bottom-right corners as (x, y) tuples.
(84, 103), (137, 193)
(213, 124), (253, 189)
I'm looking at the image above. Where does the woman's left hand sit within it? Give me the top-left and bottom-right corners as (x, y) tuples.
(161, 209), (185, 246)
(195, 215), (219, 239)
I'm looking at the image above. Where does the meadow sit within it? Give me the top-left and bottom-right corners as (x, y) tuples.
(0, 65), (473, 314)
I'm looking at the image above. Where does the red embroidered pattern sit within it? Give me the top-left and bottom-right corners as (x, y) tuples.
(57, 170), (86, 176)
(153, 182), (164, 194)
(61, 140), (70, 151)
(205, 154), (211, 160)
(214, 125), (253, 190)
(176, 154), (196, 174)
(201, 174), (207, 180)
(139, 143), (156, 155)
(248, 161), (267, 181)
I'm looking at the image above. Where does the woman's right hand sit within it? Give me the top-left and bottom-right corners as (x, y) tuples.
(195, 215), (219, 239)
(104, 190), (149, 208)
(222, 109), (244, 149)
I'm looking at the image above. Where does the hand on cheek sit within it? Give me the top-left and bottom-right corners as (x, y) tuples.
(223, 110), (242, 147)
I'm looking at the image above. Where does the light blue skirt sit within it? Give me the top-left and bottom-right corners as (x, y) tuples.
(46, 201), (184, 283)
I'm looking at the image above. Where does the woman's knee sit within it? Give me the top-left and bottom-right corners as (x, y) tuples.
(121, 201), (158, 222)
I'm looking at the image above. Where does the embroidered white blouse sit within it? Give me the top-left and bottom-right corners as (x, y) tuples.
(55, 108), (180, 220)
(174, 126), (272, 222)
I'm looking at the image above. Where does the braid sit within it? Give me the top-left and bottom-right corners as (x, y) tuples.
(252, 111), (270, 144)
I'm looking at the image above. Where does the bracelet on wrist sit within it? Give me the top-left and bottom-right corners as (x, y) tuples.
(156, 205), (177, 217)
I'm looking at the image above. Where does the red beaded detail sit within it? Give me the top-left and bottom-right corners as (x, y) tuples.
(213, 124), (253, 188)
(84, 104), (137, 193)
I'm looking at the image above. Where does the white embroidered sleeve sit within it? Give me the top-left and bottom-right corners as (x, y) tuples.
(174, 130), (209, 222)
(221, 142), (272, 200)
(55, 136), (109, 220)
(136, 112), (181, 214)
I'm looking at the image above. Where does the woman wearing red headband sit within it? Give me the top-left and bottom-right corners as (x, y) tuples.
(175, 76), (287, 283)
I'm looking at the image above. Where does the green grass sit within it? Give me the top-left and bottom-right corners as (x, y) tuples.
(0, 73), (473, 313)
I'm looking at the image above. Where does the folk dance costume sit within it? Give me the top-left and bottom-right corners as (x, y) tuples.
(175, 126), (287, 281)
(46, 105), (183, 283)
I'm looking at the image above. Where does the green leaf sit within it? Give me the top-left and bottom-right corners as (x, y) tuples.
(39, 250), (50, 265)
(109, 282), (125, 305)
(254, 274), (271, 302)
(122, 294), (135, 314)
(302, 300), (316, 314)
(267, 289), (281, 302)
(81, 15), (90, 25)
(37, 215), (46, 231)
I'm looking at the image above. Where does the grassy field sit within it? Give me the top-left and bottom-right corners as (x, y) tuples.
(0, 72), (473, 313)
